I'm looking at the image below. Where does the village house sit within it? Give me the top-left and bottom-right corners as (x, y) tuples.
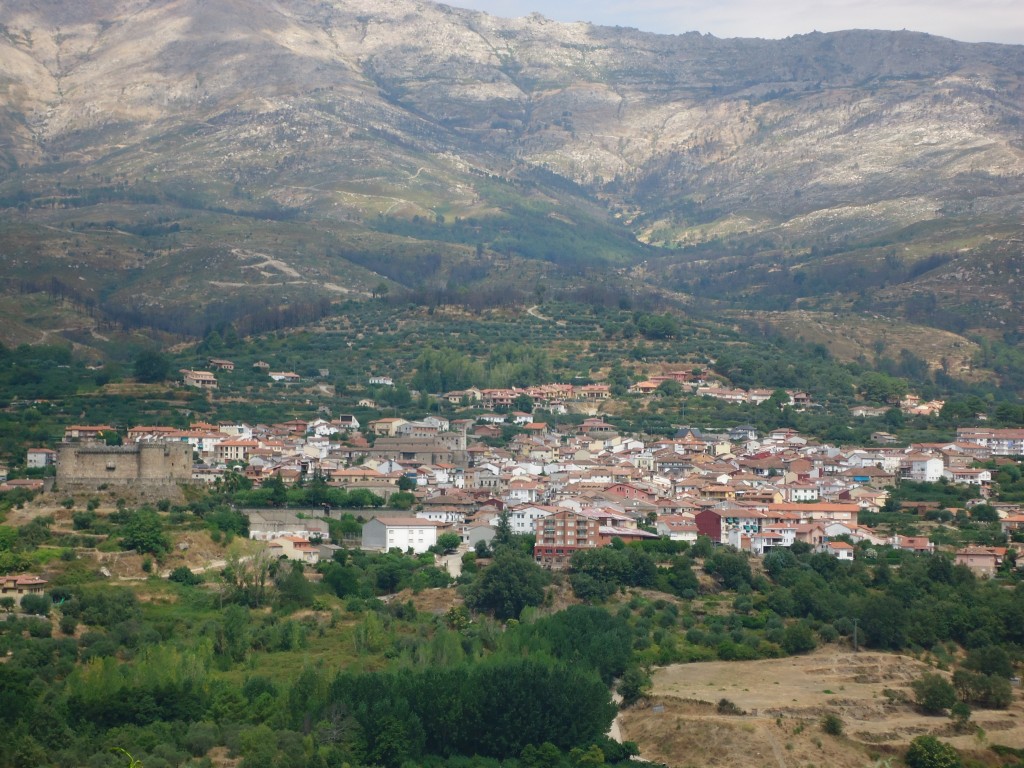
(957, 428), (1024, 456)
(361, 517), (446, 554)
(63, 425), (116, 442)
(655, 515), (700, 543)
(825, 540), (855, 560)
(695, 505), (766, 545)
(183, 370), (218, 389)
(215, 439), (260, 465)
(267, 536), (321, 565)
(0, 573), (47, 607)
(890, 534), (936, 555)
(248, 511), (329, 541)
(954, 546), (1007, 577)
(368, 418), (408, 437)
(26, 448), (57, 468)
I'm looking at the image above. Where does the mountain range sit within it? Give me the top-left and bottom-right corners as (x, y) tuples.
(1, 0), (1023, 353)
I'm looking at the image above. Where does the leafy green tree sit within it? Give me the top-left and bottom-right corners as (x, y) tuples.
(263, 475), (288, 507)
(618, 665), (652, 707)
(656, 379), (682, 397)
(133, 348), (170, 383)
(19, 593), (50, 616)
(120, 508), (171, 556)
(277, 561), (314, 609)
(513, 393), (534, 413)
(905, 735), (961, 768)
(389, 491), (416, 510)
(782, 621), (818, 655)
(466, 550), (547, 620)
(437, 532), (461, 553)
(704, 548), (752, 590)
(952, 669), (1012, 709)
(963, 645), (1013, 678)
(912, 672), (957, 714)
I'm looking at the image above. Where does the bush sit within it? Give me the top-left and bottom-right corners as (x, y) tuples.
(19, 593), (50, 617)
(169, 566), (203, 586)
(912, 672), (957, 715)
(905, 735), (961, 768)
(717, 698), (745, 715)
(782, 621), (817, 655)
(821, 713), (844, 736)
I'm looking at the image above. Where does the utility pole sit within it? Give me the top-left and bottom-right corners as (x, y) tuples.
(852, 617), (859, 652)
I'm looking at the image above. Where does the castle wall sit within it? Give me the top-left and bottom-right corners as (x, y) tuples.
(57, 442), (193, 490)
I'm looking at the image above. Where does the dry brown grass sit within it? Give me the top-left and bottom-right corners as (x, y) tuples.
(619, 648), (1023, 767)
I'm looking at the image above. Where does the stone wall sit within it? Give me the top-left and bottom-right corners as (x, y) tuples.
(57, 442), (192, 490)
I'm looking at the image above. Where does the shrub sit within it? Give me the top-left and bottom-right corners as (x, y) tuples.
(19, 593), (50, 617)
(821, 713), (844, 736)
(912, 672), (957, 715)
(905, 735), (961, 768)
(717, 698), (745, 715)
(169, 566), (203, 586)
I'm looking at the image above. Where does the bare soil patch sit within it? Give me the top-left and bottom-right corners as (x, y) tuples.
(619, 648), (1023, 767)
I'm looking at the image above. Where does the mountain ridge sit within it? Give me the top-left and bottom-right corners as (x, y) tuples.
(1, 0), (1022, 349)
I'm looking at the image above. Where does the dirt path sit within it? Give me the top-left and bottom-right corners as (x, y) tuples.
(526, 305), (565, 326)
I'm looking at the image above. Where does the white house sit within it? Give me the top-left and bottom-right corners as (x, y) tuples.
(655, 515), (699, 543)
(942, 467), (992, 486)
(509, 505), (556, 535)
(26, 448), (57, 468)
(825, 540), (855, 560)
(904, 454), (944, 483)
(361, 517), (444, 554)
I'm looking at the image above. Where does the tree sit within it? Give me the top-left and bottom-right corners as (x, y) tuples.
(782, 621), (818, 655)
(512, 393), (534, 413)
(656, 379), (682, 398)
(437, 532), (461, 553)
(277, 560), (314, 609)
(618, 665), (651, 707)
(905, 735), (961, 768)
(389, 491), (415, 510)
(133, 348), (170, 383)
(263, 475), (288, 507)
(911, 672), (957, 714)
(120, 508), (171, 556)
(19, 593), (50, 616)
(466, 550), (547, 621)
(491, 509), (515, 552)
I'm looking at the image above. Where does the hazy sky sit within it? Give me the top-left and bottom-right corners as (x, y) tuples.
(448, 0), (1024, 45)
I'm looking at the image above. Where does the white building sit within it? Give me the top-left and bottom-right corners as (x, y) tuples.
(509, 505), (556, 535)
(361, 517), (444, 554)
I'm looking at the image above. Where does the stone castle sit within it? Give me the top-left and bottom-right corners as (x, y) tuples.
(56, 442), (192, 491)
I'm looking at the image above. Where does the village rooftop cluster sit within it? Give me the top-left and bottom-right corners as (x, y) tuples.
(33, 385), (1024, 581)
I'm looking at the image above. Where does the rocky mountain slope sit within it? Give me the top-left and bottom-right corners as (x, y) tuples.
(1, 0), (1022, 345)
